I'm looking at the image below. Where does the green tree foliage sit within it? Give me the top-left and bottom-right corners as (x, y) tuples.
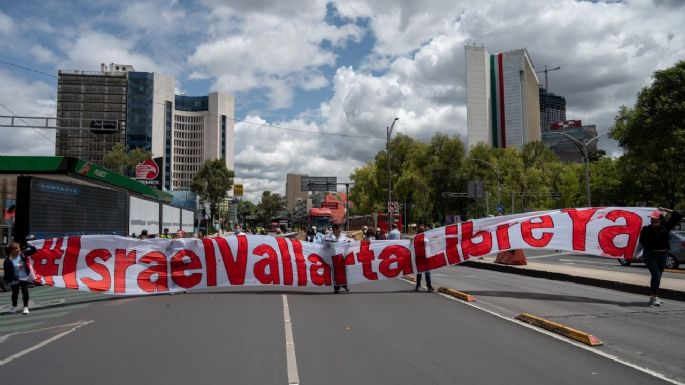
(191, 159), (234, 231)
(102, 143), (152, 176)
(347, 61), (685, 223)
(349, 134), (601, 223)
(258, 191), (286, 225)
(611, 60), (685, 207)
(237, 200), (259, 228)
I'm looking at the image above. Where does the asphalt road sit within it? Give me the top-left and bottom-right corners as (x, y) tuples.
(522, 249), (685, 279)
(1, 273), (682, 385)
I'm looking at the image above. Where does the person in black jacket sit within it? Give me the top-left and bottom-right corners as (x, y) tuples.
(639, 208), (683, 306)
(3, 241), (36, 314)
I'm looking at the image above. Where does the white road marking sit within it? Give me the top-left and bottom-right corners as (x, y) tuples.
(0, 320), (94, 366)
(400, 277), (683, 385)
(439, 293), (684, 385)
(282, 294), (300, 385)
(558, 258), (620, 266)
(525, 252), (572, 259)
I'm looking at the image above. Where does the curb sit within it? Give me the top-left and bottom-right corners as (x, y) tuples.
(462, 261), (685, 302)
(516, 312), (603, 346)
(437, 287), (476, 302)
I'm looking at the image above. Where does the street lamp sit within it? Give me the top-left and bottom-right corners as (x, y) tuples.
(387, 117), (399, 211)
(547, 131), (608, 207)
(472, 158), (502, 213)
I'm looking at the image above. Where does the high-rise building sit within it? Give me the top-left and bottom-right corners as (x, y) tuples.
(465, 45), (541, 148)
(56, 63), (234, 192)
(286, 173), (309, 211)
(539, 88), (566, 132)
(172, 93), (234, 191)
(56, 64), (131, 165)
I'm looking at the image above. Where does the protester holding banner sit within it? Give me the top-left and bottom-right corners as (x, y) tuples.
(3, 242), (36, 314)
(414, 225), (435, 292)
(325, 223), (350, 293)
(639, 208), (683, 306)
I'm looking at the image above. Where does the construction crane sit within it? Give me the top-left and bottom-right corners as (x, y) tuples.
(536, 65), (561, 91)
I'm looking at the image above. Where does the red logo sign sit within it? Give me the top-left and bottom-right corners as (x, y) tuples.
(135, 160), (159, 180)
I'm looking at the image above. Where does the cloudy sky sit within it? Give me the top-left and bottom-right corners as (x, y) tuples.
(0, 0), (683, 202)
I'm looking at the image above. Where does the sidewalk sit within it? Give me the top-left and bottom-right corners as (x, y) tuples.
(463, 256), (685, 302)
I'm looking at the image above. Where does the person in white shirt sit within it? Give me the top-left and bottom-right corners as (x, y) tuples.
(324, 224), (350, 293)
(387, 223), (401, 240)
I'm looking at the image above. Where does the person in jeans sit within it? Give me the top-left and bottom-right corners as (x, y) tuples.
(639, 208), (683, 306)
(3, 242), (35, 314)
(413, 225), (435, 292)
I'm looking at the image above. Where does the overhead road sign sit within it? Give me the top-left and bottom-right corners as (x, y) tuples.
(301, 176), (337, 192)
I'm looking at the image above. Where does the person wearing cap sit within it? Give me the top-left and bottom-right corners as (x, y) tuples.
(324, 223), (350, 293)
(414, 225), (435, 292)
(639, 207), (683, 306)
(387, 223), (401, 240)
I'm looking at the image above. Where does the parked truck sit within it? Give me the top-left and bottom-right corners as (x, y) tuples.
(309, 207), (333, 232)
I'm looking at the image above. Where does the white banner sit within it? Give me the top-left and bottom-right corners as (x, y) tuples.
(29, 207), (652, 295)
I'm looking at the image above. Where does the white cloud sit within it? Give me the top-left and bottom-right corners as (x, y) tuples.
(0, 10), (14, 36)
(188, 1), (362, 109)
(4, 0), (684, 203)
(0, 70), (56, 156)
(61, 32), (161, 73)
(30, 44), (57, 64)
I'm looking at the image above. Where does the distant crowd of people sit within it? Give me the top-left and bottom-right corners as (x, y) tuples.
(131, 228), (199, 240)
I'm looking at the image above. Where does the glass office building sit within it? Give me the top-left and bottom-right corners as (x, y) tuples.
(55, 64), (234, 193)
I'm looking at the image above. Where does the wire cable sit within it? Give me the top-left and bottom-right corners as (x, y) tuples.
(0, 59), (57, 79)
(0, 59), (385, 140)
(0, 101), (56, 145)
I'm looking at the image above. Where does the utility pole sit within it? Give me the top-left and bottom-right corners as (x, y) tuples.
(386, 117), (399, 213)
(337, 182), (354, 231)
(547, 131), (607, 207)
(536, 65), (561, 130)
(472, 158), (502, 214)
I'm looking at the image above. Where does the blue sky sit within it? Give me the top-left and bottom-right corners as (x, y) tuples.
(0, 0), (683, 202)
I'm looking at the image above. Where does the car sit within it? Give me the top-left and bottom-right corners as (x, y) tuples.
(618, 231), (685, 269)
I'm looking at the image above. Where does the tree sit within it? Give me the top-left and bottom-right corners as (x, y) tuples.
(258, 191), (286, 225)
(102, 143), (152, 176)
(611, 60), (685, 208)
(237, 200), (258, 228)
(191, 159), (234, 232)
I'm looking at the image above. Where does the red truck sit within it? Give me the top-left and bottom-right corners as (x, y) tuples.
(309, 207), (333, 232)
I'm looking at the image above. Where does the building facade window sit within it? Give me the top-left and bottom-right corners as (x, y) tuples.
(126, 72), (154, 150)
(164, 100), (172, 190)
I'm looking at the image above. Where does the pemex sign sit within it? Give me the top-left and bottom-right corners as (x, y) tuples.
(134, 158), (163, 188)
